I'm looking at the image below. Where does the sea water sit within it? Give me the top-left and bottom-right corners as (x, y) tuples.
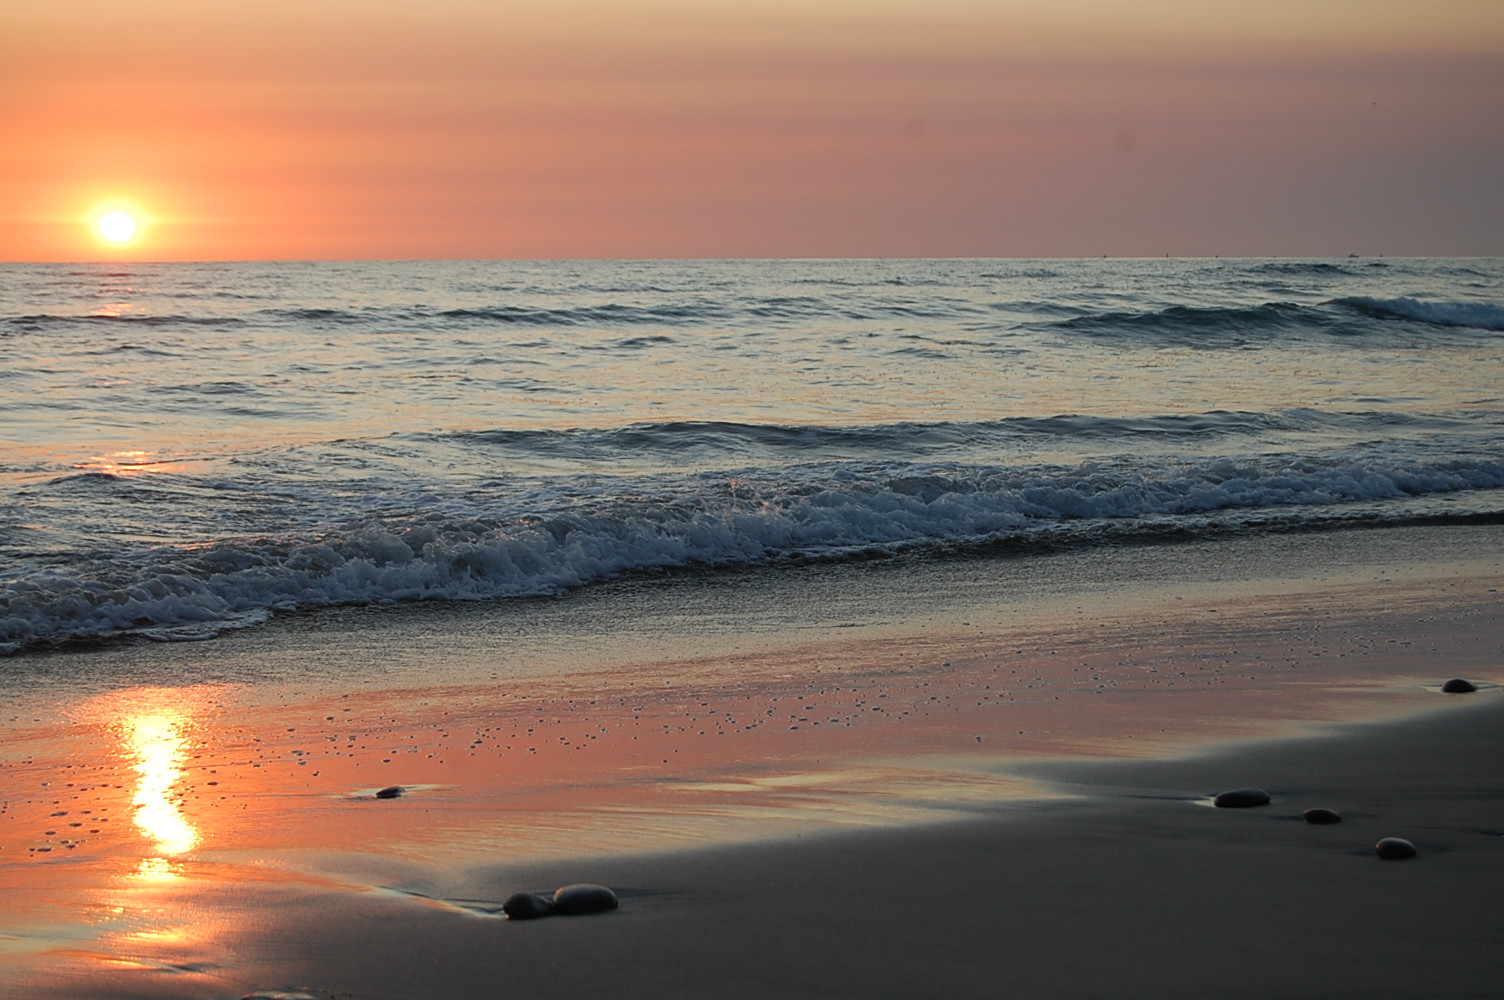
(1, 257), (1501, 655)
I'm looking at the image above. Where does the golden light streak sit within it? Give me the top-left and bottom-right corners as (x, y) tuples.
(77, 450), (188, 476)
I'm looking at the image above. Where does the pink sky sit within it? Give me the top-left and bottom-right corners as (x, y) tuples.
(4, 0), (1502, 260)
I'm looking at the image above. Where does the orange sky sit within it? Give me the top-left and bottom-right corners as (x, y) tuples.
(3, 0), (1502, 260)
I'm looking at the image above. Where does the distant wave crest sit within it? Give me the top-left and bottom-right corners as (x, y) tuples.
(1336, 297), (1504, 331)
(1049, 303), (1315, 345)
(1048, 297), (1504, 344)
(6, 313), (246, 329)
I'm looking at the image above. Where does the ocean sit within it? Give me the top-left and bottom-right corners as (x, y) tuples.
(2, 256), (1501, 658)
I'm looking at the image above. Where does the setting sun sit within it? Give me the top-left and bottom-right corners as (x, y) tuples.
(98, 210), (137, 243)
(85, 201), (152, 249)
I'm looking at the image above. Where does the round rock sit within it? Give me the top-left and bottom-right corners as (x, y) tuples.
(1375, 837), (1417, 860)
(552, 883), (619, 916)
(1301, 808), (1342, 825)
(374, 785), (404, 799)
(502, 891), (555, 920)
(1213, 787), (1271, 808)
(1441, 678), (1477, 694)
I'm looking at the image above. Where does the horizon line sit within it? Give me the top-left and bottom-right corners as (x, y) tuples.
(7, 253), (1499, 266)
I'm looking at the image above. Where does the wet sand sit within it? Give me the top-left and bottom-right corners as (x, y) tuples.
(0, 525), (1500, 998)
(93, 697), (1499, 1000)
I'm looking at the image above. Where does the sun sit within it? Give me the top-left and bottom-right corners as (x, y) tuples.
(86, 200), (153, 248)
(98, 210), (138, 243)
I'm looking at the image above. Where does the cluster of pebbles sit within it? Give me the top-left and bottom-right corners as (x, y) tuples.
(1208, 677), (1483, 860)
(502, 883), (620, 920)
(1214, 786), (1418, 859)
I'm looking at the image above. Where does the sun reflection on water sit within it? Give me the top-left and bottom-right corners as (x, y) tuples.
(77, 449), (188, 476)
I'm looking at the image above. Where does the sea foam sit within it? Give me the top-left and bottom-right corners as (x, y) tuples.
(4, 449), (1502, 654)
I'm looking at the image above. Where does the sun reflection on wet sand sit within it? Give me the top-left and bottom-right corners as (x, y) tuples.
(126, 708), (200, 861)
(133, 856), (187, 885)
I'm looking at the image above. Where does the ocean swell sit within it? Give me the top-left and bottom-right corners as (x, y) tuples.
(429, 410), (1483, 467)
(1048, 303), (1317, 345)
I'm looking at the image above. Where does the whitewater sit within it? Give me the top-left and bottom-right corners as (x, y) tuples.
(2, 257), (1501, 654)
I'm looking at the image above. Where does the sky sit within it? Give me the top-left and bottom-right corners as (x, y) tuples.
(3, 0), (1502, 260)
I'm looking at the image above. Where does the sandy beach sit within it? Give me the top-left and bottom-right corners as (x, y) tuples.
(1, 523), (1500, 999)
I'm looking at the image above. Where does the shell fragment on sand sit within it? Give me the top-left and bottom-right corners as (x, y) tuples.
(1301, 808), (1342, 824)
(1213, 787), (1271, 808)
(1375, 837), (1418, 859)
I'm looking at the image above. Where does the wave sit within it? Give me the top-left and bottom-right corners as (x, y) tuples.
(11, 293), (1499, 344)
(249, 295), (982, 331)
(1250, 261), (1359, 278)
(1335, 297), (1504, 331)
(6, 313), (246, 329)
(262, 307), (376, 325)
(434, 410), (1472, 465)
(1047, 298), (1504, 344)
(4, 447), (1502, 654)
(1048, 303), (1316, 345)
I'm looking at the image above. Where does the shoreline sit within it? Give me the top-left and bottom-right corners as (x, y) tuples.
(6, 520), (1498, 697)
(0, 523), (1499, 997)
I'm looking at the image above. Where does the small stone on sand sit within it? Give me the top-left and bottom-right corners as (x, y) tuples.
(552, 883), (619, 915)
(1375, 837), (1417, 859)
(502, 892), (556, 919)
(1441, 678), (1477, 693)
(1213, 787), (1270, 808)
(1301, 808), (1342, 824)
(375, 785), (404, 799)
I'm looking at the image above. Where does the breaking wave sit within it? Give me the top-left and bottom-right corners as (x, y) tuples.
(4, 446), (1502, 654)
(1336, 297), (1504, 331)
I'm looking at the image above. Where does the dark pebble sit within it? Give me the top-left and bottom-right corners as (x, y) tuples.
(374, 785), (404, 799)
(502, 892), (556, 920)
(552, 883), (619, 915)
(1213, 788), (1270, 808)
(1441, 678), (1477, 693)
(1302, 808), (1342, 825)
(1375, 837), (1417, 860)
